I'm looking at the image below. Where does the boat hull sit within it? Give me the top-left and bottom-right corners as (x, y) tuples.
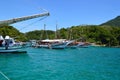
(0, 49), (27, 53)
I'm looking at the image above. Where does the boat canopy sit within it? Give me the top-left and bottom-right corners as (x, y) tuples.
(5, 36), (10, 39)
(0, 35), (4, 40)
(41, 39), (66, 43)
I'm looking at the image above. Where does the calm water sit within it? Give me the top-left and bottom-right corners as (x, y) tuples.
(0, 47), (120, 80)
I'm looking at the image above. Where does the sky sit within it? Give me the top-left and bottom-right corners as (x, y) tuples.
(0, 0), (120, 33)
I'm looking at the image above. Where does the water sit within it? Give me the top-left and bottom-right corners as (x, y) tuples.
(0, 47), (120, 80)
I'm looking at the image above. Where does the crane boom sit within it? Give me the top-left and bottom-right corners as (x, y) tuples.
(0, 12), (49, 25)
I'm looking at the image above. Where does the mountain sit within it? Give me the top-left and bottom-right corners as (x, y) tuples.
(100, 16), (120, 27)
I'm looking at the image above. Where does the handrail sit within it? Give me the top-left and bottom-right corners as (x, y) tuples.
(0, 71), (10, 80)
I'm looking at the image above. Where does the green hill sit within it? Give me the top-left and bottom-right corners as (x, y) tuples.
(25, 30), (55, 40)
(100, 16), (120, 27)
(0, 25), (27, 41)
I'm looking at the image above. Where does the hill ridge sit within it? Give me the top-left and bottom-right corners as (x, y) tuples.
(100, 16), (120, 27)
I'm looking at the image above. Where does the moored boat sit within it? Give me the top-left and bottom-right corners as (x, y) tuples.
(51, 41), (67, 49)
(66, 40), (91, 48)
(36, 39), (67, 49)
(66, 40), (77, 48)
(77, 42), (91, 48)
(0, 35), (27, 53)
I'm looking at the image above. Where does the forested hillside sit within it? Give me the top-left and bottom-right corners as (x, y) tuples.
(25, 30), (55, 40)
(58, 25), (120, 46)
(101, 16), (120, 27)
(0, 25), (27, 41)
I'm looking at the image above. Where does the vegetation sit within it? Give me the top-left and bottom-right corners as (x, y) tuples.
(100, 16), (120, 27)
(25, 30), (55, 40)
(0, 25), (27, 41)
(58, 25), (120, 46)
(0, 16), (120, 47)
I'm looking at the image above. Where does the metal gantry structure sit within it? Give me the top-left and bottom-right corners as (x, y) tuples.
(0, 12), (49, 25)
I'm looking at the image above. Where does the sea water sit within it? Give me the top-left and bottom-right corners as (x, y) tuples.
(0, 47), (120, 80)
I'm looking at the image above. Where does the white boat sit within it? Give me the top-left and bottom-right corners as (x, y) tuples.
(36, 39), (67, 49)
(0, 35), (27, 53)
(77, 42), (90, 48)
(65, 40), (79, 48)
(66, 40), (90, 48)
(51, 41), (67, 49)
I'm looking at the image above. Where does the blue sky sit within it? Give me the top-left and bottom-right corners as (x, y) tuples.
(0, 0), (120, 32)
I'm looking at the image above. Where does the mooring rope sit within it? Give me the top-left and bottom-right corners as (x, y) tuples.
(0, 71), (10, 80)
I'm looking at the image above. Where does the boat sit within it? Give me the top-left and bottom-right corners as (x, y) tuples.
(30, 40), (38, 47)
(66, 40), (79, 48)
(36, 39), (67, 49)
(0, 35), (27, 53)
(51, 40), (67, 49)
(66, 40), (91, 48)
(77, 42), (91, 48)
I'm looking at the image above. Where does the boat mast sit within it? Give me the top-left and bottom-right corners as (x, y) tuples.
(55, 22), (60, 39)
(0, 12), (49, 25)
(44, 24), (48, 39)
(55, 23), (58, 39)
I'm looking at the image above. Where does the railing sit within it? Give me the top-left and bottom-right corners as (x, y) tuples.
(0, 71), (10, 80)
